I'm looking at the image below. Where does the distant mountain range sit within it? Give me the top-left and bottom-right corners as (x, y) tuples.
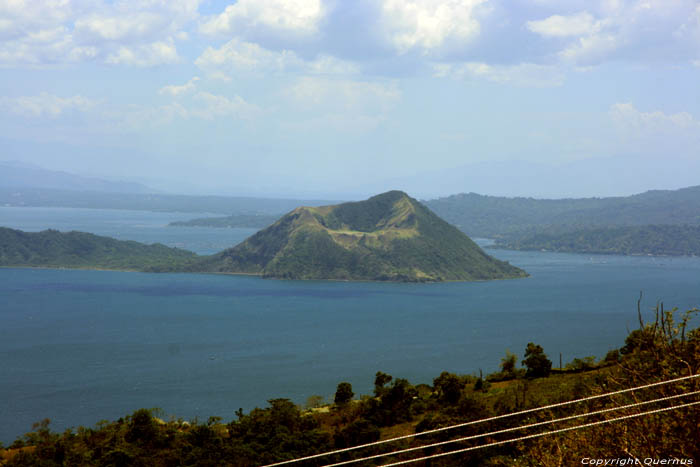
(0, 192), (527, 282)
(424, 185), (700, 239)
(0, 161), (153, 193)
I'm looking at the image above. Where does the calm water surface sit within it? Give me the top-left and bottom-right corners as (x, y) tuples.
(1, 207), (699, 443)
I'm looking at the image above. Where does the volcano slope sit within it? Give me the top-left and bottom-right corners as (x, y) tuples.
(192, 190), (527, 282)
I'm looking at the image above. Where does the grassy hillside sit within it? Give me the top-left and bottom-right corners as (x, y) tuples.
(0, 227), (197, 271)
(193, 191), (527, 282)
(425, 185), (700, 238)
(494, 224), (700, 256)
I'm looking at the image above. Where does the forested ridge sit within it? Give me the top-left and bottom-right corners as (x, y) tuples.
(2, 305), (698, 466)
(425, 185), (700, 239)
(0, 227), (196, 271)
(494, 224), (700, 256)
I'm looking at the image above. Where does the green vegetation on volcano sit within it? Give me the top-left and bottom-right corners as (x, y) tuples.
(0, 227), (196, 271)
(192, 190), (527, 282)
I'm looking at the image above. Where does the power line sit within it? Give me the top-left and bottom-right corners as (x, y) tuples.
(260, 373), (699, 467)
(323, 391), (700, 467)
(321, 390), (700, 467)
(377, 400), (700, 467)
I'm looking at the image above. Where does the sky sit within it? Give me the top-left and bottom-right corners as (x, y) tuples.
(1, 0), (699, 199)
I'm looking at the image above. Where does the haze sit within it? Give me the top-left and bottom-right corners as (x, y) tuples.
(1, 0), (699, 200)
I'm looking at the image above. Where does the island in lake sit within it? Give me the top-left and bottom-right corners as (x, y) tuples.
(0, 191), (526, 282)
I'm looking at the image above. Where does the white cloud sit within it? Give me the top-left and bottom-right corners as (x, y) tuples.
(527, 0), (700, 66)
(190, 92), (261, 120)
(199, 0), (323, 37)
(159, 77), (200, 96)
(281, 113), (388, 133)
(379, 0), (487, 54)
(558, 33), (619, 64)
(526, 12), (598, 37)
(122, 91), (261, 129)
(433, 62), (565, 87)
(195, 38), (359, 77)
(610, 102), (700, 133)
(0, 92), (98, 118)
(105, 40), (179, 66)
(0, 0), (200, 66)
(285, 77), (400, 113)
(196, 39), (300, 71)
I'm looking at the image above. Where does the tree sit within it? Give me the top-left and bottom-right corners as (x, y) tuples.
(433, 371), (462, 405)
(334, 382), (354, 405)
(522, 343), (552, 378)
(374, 371), (392, 397)
(500, 351), (517, 377)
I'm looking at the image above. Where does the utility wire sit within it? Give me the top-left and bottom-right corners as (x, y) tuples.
(321, 390), (700, 467)
(377, 400), (700, 467)
(260, 373), (699, 467)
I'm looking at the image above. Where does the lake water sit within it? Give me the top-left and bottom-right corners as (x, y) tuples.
(1, 207), (700, 444)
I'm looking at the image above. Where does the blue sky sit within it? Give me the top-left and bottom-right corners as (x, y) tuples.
(1, 0), (699, 199)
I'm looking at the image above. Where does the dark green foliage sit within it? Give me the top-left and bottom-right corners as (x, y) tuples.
(433, 372), (463, 405)
(0, 227), (197, 271)
(367, 378), (417, 426)
(374, 371), (393, 397)
(333, 420), (380, 448)
(522, 342), (552, 378)
(496, 224), (700, 256)
(334, 382), (354, 405)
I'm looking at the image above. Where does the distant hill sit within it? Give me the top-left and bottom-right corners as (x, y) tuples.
(169, 214), (279, 228)
(0, 161), (153, 193)
(192, 191), (527, 282)
(424, 185), (700, 238)
(494, 224), (700, 256)
(0, 186), (337, 216)
(0, 227), (196, 271)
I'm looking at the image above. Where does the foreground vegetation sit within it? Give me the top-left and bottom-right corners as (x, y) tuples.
(2, 305), (697, 466)
(494, 224), (700, 256)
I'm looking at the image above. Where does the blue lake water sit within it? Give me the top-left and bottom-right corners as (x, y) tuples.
(1, 207), (700, 444)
